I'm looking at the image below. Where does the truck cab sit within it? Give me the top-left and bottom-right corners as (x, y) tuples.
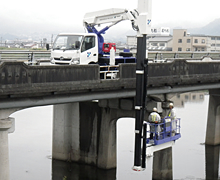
(50, 33), (98, 65)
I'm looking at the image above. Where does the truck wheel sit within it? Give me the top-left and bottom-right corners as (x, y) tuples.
(98, 57), (109, 65)
(119, 52), (133, 57)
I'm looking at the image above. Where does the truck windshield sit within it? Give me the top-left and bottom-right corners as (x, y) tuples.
(53, 35), (83, 50)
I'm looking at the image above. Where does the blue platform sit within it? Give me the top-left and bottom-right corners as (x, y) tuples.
(146, 118), (181, 145)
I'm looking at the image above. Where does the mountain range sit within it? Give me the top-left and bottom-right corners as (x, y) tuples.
(188, 18), (220, 36)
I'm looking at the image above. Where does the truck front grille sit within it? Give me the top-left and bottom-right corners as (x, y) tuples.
(54, 58), (71, 61)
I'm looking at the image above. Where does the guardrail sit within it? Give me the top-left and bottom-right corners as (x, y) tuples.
(0, 50), (51, 65)
(148, 51), (220, 60)
(0, 50), (220, 65)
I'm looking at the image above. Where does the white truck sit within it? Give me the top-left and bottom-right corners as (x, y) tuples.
(49, 4), (152, 65)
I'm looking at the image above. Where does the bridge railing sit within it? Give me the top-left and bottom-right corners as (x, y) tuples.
(0, 50), (50, 65)
(100, 65), (119, 79)
(1, 51), (220, 64)
(139, 51), (220, 60)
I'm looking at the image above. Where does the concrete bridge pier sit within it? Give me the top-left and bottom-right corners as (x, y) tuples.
(0, 109), (17, 180)
(152, 147), (173, 180)
(52, 98), (174, 177)
(206, 89), (220, 145)
(0, 118), (12, 180)
(205, 145), (219, 180)
(52, 100), (135, 169)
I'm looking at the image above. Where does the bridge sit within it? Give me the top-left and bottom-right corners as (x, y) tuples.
(0, 59), (220, 179)
(1, 59), (220, 107)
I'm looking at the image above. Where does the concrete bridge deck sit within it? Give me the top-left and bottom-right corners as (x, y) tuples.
(0, 59), (220, 108)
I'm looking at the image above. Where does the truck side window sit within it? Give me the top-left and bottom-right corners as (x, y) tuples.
(81, 36), (95, 52)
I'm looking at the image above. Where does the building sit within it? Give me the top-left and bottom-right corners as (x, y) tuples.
(127, 29), (220, 52)
(171, 92), (205, 108)
(126, 27), (172, 51)
(172, 29), (220, 52)
(207, 36), (220, 52)
(147, 36), (173, 51)
(126, 35), (173, 51)
(172, 29), (208, 52)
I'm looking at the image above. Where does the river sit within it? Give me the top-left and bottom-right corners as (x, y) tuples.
(8, 93), (219, 180)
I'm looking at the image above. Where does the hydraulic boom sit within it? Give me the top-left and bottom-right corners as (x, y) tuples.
(83, 3), (152, 55)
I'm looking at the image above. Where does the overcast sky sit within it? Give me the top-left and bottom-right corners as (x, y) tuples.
(0, 0), (219, 37)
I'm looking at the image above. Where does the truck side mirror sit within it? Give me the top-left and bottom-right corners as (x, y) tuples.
(46, 44), (50, 50)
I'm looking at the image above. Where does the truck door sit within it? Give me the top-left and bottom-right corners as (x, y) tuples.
(80, 35), (98, 64)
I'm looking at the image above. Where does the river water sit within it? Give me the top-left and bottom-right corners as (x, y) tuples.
(8, 93), (220, 180)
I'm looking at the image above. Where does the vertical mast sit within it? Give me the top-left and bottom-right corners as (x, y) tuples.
(133, 0), (152, 170)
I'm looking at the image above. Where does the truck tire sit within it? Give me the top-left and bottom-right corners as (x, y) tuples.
(119, 52), (133, 57)
(98, 57), (109, 65)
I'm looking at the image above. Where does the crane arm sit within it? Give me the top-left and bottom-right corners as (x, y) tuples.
(83, 0), (152, 35)
(83, 8), (140, 55)
(83, 0), (152, 55)
(83, 8), (139, 33)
